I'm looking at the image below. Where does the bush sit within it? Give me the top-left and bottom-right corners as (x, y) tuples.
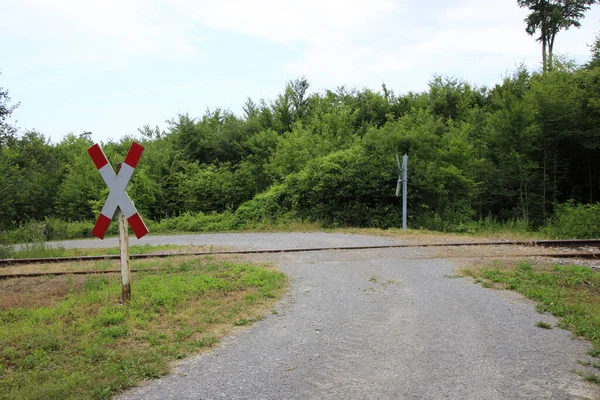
(0, 237), (13, 258)
(231, 184), (295, 228)
(42, 218), (69, 241)
(0, 221), (46, 244)
(64, 221), (95, 240)
(152, 212), (234, 233)
(453, 217), (531, 235)
(542, 201), (600, 239)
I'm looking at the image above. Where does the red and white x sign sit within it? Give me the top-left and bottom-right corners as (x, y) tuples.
(87, 142), (149, 240)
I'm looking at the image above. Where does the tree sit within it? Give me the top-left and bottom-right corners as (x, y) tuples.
(518, 0), (596, 72)
(0, 71), (20, 148)
(242, 97), (258, 120)
(586, 33), (600, 69)
(288, 77), (311, 121)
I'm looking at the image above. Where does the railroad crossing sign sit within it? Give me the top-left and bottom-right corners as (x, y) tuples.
(87, 142), (149, 239)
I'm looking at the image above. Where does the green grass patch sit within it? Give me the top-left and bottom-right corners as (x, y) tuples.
(0, 260), (286, 399)
(3, 244), (196, 260)
(462, 262), (600, 361)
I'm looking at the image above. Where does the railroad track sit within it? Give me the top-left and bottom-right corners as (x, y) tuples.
(2, 239), (599, 266)
(1, 251), (599, 279)
(1, 239), (599, 279)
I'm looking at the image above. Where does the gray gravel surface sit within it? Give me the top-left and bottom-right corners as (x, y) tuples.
(106, 234), (598, 400)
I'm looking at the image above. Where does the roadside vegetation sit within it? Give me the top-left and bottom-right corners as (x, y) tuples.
(0, 258), (286, 399)
(462, 261), (600, 383)
(1, 202), (594, 251)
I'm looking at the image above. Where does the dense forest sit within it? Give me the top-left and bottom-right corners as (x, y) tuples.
(2, 3), (600, 240)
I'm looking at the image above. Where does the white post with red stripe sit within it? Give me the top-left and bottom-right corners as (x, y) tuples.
(87, 142), (149, 302)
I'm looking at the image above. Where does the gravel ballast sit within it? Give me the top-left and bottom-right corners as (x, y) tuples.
(96, 233), (598, 399)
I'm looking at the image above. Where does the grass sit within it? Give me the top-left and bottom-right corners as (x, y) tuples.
(2, 244), (214, 261)
(584, 374), (600, 384)
(0, 258), (287, 400)
(536, 321), (553, 329)
(462, 261), (600, 382)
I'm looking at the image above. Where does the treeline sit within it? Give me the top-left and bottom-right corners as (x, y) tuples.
(2, 57), (600, 238)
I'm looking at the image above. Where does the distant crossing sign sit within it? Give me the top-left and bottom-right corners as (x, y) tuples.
(88, 142), (149, 239)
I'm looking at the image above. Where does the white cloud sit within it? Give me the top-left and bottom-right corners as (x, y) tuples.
(173, 0), (400, 43)
(161, 0), (559, 87)
(4, 0), (199, 68)
(3, 0), (598, 87)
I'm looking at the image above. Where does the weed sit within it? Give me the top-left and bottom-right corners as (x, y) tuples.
(100, 325), (130, 339)
(244, 293), (258, 305)
(362, 278), (402, 294)
(444, 274), (462, 279)
(234, 318), (251, 326)
(577, 360), (591, 367)
(84, 275), (109, 292)
(175, 328), (194, 342)
(190, 334), (218, 349)
(95, 308), (127, 327)
(584, 374), (600, 384)
(575, 370), (600, 385)
(536, 321), (553, 329)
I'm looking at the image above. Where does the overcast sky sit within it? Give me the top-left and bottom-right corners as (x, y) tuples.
(1, 0), (599, 143)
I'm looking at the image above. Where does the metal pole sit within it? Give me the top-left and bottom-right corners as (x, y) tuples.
(402, 154), (408, 231)
(118, 209), (131, 303)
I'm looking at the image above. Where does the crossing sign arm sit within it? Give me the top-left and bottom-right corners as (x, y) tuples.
(87, 143), (149, 240)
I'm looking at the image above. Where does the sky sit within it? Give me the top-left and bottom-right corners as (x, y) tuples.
(1, 0), (600, 144)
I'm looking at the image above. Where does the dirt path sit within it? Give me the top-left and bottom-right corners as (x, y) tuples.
(98, 233), (598, 399)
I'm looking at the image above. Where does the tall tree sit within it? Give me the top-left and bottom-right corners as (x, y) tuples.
(242, 97), (258, 120)
(586, 32), (600, 68)
(518, 0), (596, 72)
(288, 77), (311, 121)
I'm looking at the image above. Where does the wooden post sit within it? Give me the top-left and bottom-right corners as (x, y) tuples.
(118, 209), (131, 303)
(116, 162), (131, 303)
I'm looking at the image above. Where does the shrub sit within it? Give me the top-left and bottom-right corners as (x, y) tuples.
(542, 201), (600, 239)
(152, 212), (234, 233)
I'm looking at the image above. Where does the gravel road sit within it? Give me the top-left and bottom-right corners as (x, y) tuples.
(105, 233), (598, 400)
